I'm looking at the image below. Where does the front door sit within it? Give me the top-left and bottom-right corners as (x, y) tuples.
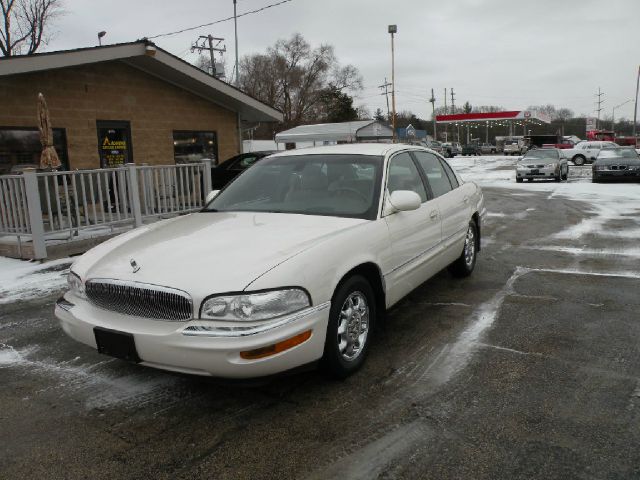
(383, 151), (442, 307)
(97, 120), (133, 168)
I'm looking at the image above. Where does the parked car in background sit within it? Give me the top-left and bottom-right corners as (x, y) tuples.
(461, 144), (481, 156)
(480, 143), (498, 154)
(56, 144), (485, 379)
(562, 141), (619, 166)
(592, 147), (640, 183)
(441, 142), (461, 157)
(504, 139), (526, 156)
(515, 148), (569, 183)
(211, 151), (275, 189)
(427, 140), (444, 155)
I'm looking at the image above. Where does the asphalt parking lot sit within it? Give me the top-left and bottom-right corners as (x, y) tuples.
(2, 159), (640, 479)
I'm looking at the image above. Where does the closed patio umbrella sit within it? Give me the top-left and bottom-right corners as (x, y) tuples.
(37, 93), (61, 170)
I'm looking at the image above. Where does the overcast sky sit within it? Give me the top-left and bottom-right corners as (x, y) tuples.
(48, 0), (640, 120)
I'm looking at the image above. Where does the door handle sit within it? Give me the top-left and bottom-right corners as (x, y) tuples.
(463, 196), (469, 204)
(429, 210), (439, 220)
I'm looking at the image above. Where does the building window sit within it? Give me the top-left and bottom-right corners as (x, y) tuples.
(0, 127), (69, 174)
(173, 131), (218, 164)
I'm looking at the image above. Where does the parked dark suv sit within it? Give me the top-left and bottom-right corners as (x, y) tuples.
(211, 151), (275, 189)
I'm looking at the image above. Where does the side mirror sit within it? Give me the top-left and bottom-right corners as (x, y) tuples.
(388, 190), (421, 212)
(205, 190), (220, 204)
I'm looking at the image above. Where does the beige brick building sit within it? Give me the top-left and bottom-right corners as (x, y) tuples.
(0, 41), (281, 174)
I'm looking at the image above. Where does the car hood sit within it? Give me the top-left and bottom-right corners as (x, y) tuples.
(595, 157), (640, 166)
(73, 212), (367, 298)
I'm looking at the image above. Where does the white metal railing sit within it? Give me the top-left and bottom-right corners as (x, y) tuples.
(0, 160), (212, 259)
(0, 175), (30, 235)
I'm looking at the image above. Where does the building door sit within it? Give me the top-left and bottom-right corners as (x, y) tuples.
(97, 120), (133, 168)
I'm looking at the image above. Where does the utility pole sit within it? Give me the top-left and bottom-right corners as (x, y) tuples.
(595, 87), (604, 129)
(634, 66), (640, 138)
(429, 88), (437, 140)
(450, 87), (456, 114)
(191, 35), (226, 78)
(233, 0), (239, 85)
(450, 88), (457, 142)
(379, 78), (392, 121)
(444, 88), (448, 142)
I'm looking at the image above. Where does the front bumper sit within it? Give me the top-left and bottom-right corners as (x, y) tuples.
(55, 294), (330, 378)
(516, 166), (559, 179)
(593, 169), (640, 180)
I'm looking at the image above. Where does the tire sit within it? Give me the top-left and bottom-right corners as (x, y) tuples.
(527, 178), (533, 182)
(322, 275), (376, 379)
(592, 174), (600, 183)
(554, 172), (561, 182)
(448, 220), (478, 278)
(573, 155), (585, 166)
(516, 178), (523, 183)
(562, 167), (568, 181)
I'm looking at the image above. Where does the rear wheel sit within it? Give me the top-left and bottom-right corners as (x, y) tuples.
(322, 275), (376, 379)
(448, 220), (478, 278)
(573, 155), (585, 166)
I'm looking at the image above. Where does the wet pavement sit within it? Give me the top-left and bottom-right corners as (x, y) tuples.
(2, 163), (640, 479)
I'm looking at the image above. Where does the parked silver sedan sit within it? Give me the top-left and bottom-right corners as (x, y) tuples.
(515, 148), (569, 183)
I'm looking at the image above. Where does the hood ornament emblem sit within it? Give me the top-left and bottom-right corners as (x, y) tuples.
(130, 258), (140, 273)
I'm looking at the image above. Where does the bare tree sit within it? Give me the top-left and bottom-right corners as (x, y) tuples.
(0, 0), (63, 57)
(238, 33), (362, 128)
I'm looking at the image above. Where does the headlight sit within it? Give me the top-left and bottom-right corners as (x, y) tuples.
(67, 271), (86, 298)
(594, 164), (605, 171)
(549, 162), (558, 169)
(516, 164), (527, 170)
(200, 288), (311, 321)
(628, 165), (639, 171)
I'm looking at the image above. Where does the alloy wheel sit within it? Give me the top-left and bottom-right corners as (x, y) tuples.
(337, 292), (369, 361)
(464, 225), (476, 267)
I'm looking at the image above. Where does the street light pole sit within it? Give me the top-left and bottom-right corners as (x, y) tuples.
(388, 25), (397, 143)
(233, 0), (239, 85)
(612, 99), (634, 131)
(634, 66), (640, 138)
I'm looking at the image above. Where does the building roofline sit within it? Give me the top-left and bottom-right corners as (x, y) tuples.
(0, 40), (282, 123)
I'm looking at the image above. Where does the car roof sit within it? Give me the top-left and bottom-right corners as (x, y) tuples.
(268, 143), (426, 158)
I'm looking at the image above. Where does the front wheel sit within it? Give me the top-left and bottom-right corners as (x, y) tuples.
(448, 221), (478, 278)
(516, 177), (523, 183)
(573, 155), (585, 166)
(322, 275), (376, 378)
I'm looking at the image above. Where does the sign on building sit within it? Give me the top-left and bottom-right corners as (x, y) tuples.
(586, 117), (597, 131)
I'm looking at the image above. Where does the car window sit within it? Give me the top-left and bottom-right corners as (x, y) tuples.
(412, 151), (453, 198)
(387, 152), (427, 202)
(237, 154), (259, 169)
(439, 159), (460, 188)
(206, 154), (383, 220)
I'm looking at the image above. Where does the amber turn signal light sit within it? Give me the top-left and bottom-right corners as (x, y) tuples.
(240, 330), (312, 360)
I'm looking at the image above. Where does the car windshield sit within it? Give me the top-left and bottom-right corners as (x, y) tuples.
(598, 148), (639, 159)
(203, 154), (383, 219)
(523, 149), (558, 160)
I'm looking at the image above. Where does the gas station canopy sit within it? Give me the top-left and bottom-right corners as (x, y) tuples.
(435, 110), (551, 125)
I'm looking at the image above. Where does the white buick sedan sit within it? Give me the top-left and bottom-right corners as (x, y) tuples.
(56, 144), (486, 379)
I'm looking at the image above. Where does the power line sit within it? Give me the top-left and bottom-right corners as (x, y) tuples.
(379, 78), (392, 119)
(147, 0), (294, 40)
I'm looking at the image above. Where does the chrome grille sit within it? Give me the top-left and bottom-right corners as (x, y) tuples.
(85, 279), (193, 321)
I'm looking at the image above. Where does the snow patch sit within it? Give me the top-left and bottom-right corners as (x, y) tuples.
(0, 257), (72, 304)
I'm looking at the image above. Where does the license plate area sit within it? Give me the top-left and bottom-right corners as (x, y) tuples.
(531, 169), (540, 174)
(94, 327), (141, 363)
